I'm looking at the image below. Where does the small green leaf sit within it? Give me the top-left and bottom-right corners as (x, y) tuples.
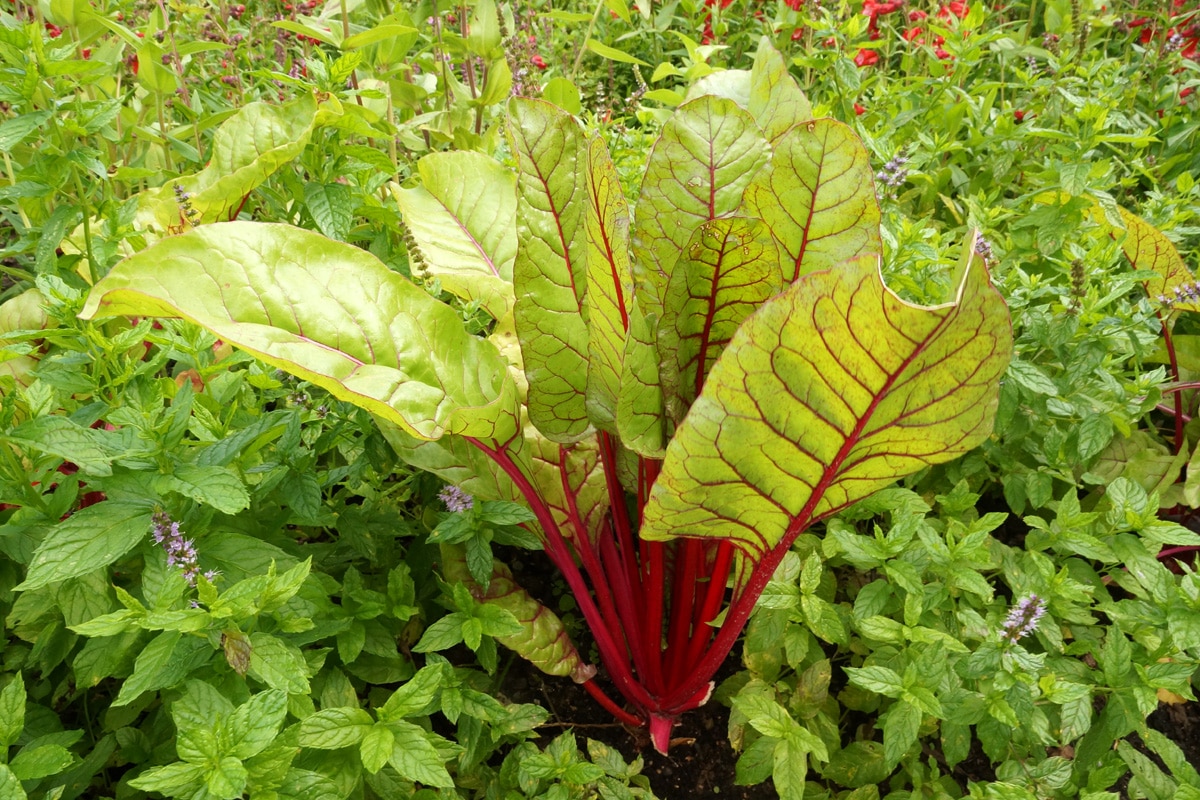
(156, 465), (250, 515)
(0, 674), (26, 748)
(360, 724), (394, 774)
(584, 39), (650, 66)
(883, 701), (922, 767)
(128, 762), (205, 795)
(248, 633), (310, 694)
(227, 690), (288, 759)
(20, 503), (151, 592)
(388, 721), (455, 788)
(304, 182), (355, 241)
(378, 665), (442, 722)
(9, 744), (74, 780)
(298, 707), (374, 749)
(206, 755), (249, 800)
(846, 666), (904, 698)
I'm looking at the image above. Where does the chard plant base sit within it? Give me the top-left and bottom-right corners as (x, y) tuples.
(82, 41), (1011, 752)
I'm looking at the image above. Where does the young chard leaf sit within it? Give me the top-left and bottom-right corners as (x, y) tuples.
(583, 134), (634, 432)
(743, 119), (881, 282)
(631, 95), (769, 304)
(748, 36), (813, 141)
(508, 98), (592, 444)
(79, 222), (520, 443)
(1103, 205), (1199, 312)
(659, 216), (785, 420)
(392, 150), (517, 320)
(642, 247), (1010, 566)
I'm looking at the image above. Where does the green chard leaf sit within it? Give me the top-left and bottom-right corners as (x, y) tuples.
(659, 217), (785, 420)
(631, 95), (770, 303)
(1103, 205), (1199, 313)
(641, 244), (1011, 572)
(508, 98), (592, 443)
(583, 134), (634, 432)
(743, 118), (881, 282)
(748, 36), (813, 141)
(392, 150), (518, 320)
(441, 545), (595, 682)
(138, 92), (325, 232)
(80, 222), (519, 443)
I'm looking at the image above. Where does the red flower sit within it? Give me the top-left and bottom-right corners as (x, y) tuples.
(909, 9), (927, 20)
(854, 102), (867, 115)
(1182, 86), (1196, 100)
(937, 1), (969, 19)
(792, 27), (804, 41)
(863, 0), (903, 16)
(1013, 109), (1027, 122)
(854, 49), (880, 66)
(44, 22), (62, 37)
(1128, 16), (1150, 28)
(531, 54), (548, 69)
(785, 0), (804, 7)
(701, 17), (714, 44)
(705, 0), (735, 7)
(903, 26), (923, 41)
(935, 46), (952, 59)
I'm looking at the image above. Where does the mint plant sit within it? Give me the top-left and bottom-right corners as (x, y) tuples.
(81, 40), (1011, 752)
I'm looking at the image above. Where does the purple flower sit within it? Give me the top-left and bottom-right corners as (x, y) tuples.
(438, 485), (474, 513)
(1001, 593), (1047, 643)
(151, 511), (205, 586)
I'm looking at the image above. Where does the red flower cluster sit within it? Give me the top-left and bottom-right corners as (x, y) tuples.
(862, 0), (904, 40)
(854, 49), (880, 67)
(937, 1), (969, 19)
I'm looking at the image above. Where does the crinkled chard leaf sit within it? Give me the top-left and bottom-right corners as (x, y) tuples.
(508, 98), (592, 444)
(392, 150), (517, 320)
(80, 222), (519, 442)
(747, 37), (813, 141)
(641, 246), (1011, 576)
(1105, 205), (1199, 314)
(440, 545), (595, 683)
(659, 216), (785, 421)
(583, 135), (633, 432)
(631, 95), (770, 305)
(139, 93), (325, 232)
(743, 118), (881, 282)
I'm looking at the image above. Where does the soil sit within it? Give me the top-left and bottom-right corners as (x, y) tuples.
(498, 661), (778, 799)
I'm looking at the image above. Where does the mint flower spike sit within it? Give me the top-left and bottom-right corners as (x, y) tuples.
(151, 511), (217, 587)
(438, 485), (474, 513)
(1001, 593), (1047, 643)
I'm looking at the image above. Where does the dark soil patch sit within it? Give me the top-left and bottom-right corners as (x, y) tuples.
(1148, 700), (1200, 769)
(498, 662), (777, 799)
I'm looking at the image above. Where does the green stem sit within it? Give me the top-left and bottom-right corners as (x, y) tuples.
(571, 0), (606, 80)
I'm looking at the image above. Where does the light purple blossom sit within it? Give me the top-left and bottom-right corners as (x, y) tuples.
(1001, 593), (1047, 643)
(438, 485), (474, 513)
(152, 511), (217, 587)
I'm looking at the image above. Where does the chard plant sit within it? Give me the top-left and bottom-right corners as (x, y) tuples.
(81, 41), (1012, 752)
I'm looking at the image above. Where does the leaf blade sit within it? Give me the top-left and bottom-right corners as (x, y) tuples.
(641, 249), (1011, 568)
(81, 222), (519, 443)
